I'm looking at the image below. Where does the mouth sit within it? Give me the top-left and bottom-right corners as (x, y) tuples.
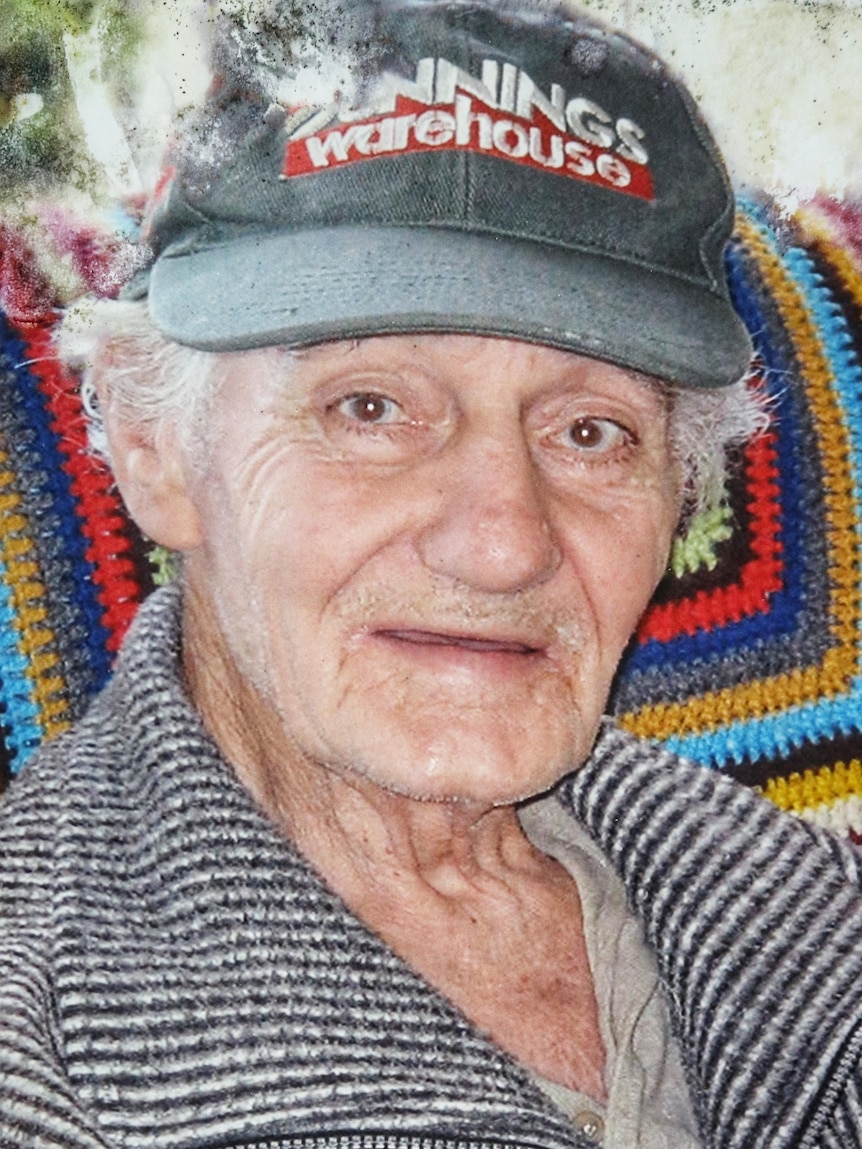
(374, 628), (543, 655)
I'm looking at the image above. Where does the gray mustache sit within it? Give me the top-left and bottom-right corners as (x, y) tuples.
(334, 585), (585, 654)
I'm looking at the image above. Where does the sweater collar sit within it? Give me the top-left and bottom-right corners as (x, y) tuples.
(83, 583), (589, 1149)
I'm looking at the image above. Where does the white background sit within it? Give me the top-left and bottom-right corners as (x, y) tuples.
(65, 0), (862, 202)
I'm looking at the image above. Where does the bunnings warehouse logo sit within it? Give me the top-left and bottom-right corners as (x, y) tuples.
(281, 56), (654, 200)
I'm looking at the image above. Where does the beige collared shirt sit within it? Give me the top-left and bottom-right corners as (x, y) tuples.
(519, 795), (702, 1148)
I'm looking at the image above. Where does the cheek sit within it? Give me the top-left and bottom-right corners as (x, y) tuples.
(195, 452), (414, 655)
(560, 488), (678, 647)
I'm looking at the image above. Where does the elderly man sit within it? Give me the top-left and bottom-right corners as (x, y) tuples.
(3, 2), (862, 1147)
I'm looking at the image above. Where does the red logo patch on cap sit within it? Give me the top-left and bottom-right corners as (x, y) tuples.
(281, 57), (654, 201)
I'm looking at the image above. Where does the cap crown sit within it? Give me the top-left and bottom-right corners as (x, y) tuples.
(140, 1), (752, 388)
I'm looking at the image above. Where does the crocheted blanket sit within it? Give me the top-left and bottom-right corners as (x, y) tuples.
(2, 196), (862, 837)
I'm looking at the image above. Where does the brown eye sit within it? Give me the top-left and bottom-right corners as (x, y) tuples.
(338, 392), (402, 424)
(566, 417), (628, 452)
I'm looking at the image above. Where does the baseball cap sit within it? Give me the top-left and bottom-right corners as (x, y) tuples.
(132, 0), (753, 389)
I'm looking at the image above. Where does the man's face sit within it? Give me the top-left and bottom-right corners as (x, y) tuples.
(176, 334), (680, 806)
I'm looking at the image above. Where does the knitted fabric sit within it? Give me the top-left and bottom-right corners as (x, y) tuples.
(2, 197), (862, 838)
(0, 310), (156, 780)
(4, 584), (862, 1149)
(611, 195), (862, 837)
(0, 583), (595, 1149)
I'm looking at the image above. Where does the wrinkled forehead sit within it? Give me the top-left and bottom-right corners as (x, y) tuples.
(219, 331), (674, 420)
(296, 331), (668, 383)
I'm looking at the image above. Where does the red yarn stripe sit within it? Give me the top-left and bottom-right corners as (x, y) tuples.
(637, 425), (784, 643)
(18, 322), (145, 652)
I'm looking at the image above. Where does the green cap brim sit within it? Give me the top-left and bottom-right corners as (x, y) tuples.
(149, 225), (752, 389)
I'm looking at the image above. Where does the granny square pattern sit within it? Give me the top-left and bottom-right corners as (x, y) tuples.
(613, 197), (862, 837)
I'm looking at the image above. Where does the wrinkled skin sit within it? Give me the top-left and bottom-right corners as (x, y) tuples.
(112, 332), (681, 809)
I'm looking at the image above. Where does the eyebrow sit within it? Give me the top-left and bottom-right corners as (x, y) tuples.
(621, 368), (674, 414)
(286, 340), (675, 417)
(290, 339), (362, 363)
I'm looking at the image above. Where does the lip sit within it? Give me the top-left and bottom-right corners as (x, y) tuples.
(373, 628), (544, 655)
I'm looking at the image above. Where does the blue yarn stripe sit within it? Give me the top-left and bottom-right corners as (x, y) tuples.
(0, 581), (43, 768)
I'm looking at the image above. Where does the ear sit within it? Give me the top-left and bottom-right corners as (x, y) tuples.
(99, 390), (204, 552)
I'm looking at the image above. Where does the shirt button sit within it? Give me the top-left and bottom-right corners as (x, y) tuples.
(573, 1109), (605, 1143)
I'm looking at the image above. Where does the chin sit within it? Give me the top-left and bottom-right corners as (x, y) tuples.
(330, 724), (590, 807)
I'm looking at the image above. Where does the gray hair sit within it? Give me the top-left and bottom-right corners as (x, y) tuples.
(59, 296), (767, 536)
(60, 298), (227, 463)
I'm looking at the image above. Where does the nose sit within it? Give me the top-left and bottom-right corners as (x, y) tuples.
(414, 428), (562, 594)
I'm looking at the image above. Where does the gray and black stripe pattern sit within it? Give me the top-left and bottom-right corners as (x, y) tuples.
(565, 726), (862, 1149)
(3, 583), (862, 1149)
(0, 586), (595, 1149)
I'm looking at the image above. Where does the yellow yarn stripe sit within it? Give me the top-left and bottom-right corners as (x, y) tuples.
(0, 451), (72, 736)
(621, 215), (861, 741)
(762, 759), (862, 814)
(797, 217), (862, 347)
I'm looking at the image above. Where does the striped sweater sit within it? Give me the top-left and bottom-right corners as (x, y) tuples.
(2, 585), (862, 1149)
